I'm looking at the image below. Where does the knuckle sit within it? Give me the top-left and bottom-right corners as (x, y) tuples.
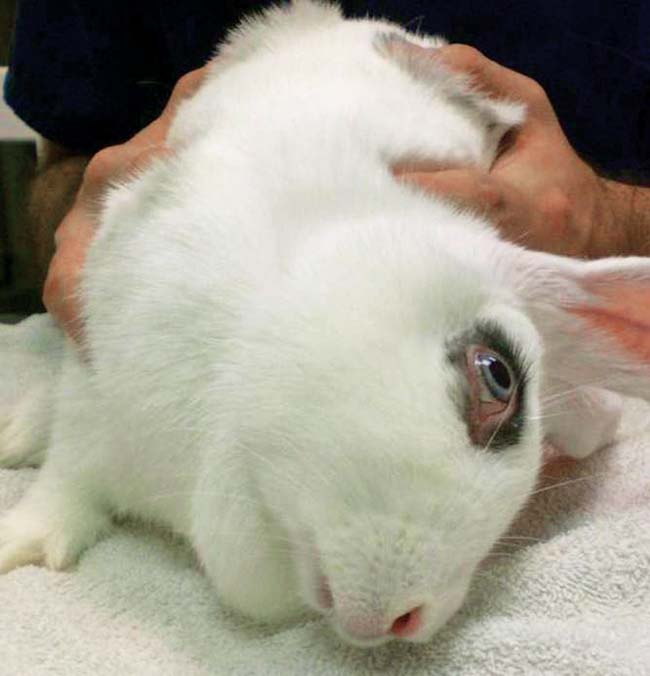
(440, 44), (485, 73)
(476, 177), (504, 212)
(42, 267), (62, 311)
(84, 146), (121, 185)
(174, 72), (195, 94)
(538, 188), (571, 227)
(53, 218), (71, 246)
(171, 70), (202, 101)
(523, 77), (550, 107)
(53, 226), (66, 247)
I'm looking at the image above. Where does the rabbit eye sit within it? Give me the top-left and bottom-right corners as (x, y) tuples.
(465, 346), (519, 448)
(474, 352), (513, 402)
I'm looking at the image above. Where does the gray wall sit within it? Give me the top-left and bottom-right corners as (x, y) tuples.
(1, 0), (42, 314)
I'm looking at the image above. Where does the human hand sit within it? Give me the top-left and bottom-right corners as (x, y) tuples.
(394, 45), (620, 259)
(43, 67), (207, 343)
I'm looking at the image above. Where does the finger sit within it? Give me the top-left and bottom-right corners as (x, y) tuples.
(107, 69), (208, 156)
(433, 44), (557, 124)
(87, 67), (207, 188)
(397, 168), (506, 214)
(128, 117), (168, 147)
(81, 145), (146, 196)
(42, 247), (86, 344)
(168, 67), (208, 106)
(45, 206), (98, 344)
(80, 143), (171, 201)
(398, 168), (539, 248)
(157, 67), (209, 134)
(120, 144), (172, 178)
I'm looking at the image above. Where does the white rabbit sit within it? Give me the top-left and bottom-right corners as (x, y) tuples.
(2, 0), (649, 647)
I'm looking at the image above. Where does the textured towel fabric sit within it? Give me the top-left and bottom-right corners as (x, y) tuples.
(1, 402), (649, 675)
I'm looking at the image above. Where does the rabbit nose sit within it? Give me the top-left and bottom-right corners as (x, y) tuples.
(389, 605), (422, 638)
(340, 614), (386, 641)
(341, 605), (423, 641)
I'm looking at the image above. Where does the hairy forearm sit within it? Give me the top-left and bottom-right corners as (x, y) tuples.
(597, 179), (650, 258)
(27, 156), (89, 283)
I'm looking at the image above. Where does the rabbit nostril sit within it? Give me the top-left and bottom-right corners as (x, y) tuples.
(316, 574), (333, 609)
(390, 606), (422, 637)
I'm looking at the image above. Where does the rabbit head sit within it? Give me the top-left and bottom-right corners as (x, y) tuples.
(193, 202), (541, 645)
(192, 194), (650, 646)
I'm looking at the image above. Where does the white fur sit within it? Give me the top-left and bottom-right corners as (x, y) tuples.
(1, 1), (649, 647)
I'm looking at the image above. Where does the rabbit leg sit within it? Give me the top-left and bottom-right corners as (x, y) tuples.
(0, 315), (64, 469)
(0, 382), (53, 469)
(0, 334), (112, 574)
(542, 383), (623, 460)
(0, 466), (111, 573)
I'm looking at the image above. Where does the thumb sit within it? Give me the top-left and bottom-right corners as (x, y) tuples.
(396, 167), (506, 213)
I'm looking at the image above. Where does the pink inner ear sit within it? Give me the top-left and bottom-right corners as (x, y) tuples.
(571, 280), (650, 363)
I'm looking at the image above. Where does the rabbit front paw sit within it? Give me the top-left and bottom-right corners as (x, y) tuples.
(0, 385), (50, 469)
(0, 488), (110, 574)
(544, 386), (623, 460)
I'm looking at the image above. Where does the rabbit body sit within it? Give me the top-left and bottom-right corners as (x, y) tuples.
(1, 1), (644, 646)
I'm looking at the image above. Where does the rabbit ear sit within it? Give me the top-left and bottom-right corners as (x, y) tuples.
(374, 31), (525, 133)
(503, 249), (650, 401)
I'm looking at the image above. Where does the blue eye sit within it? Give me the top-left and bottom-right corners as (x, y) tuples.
(474, 352), (513, 402)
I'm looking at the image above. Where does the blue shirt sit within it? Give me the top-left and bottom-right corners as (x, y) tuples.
(5, 0), (650, 176)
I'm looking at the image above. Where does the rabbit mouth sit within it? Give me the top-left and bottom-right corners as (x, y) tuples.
(299, 546), (432, 645)
(314, 569), (335, 610)
(300, 551), (393, 646)
(299, 544), (334, 613)
(297, 542), (476, 645)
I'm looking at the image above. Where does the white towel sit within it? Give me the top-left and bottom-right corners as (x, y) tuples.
(1, 401), (649, 675)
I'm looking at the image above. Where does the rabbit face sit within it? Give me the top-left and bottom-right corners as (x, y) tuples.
(211, 217), (544, 645)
